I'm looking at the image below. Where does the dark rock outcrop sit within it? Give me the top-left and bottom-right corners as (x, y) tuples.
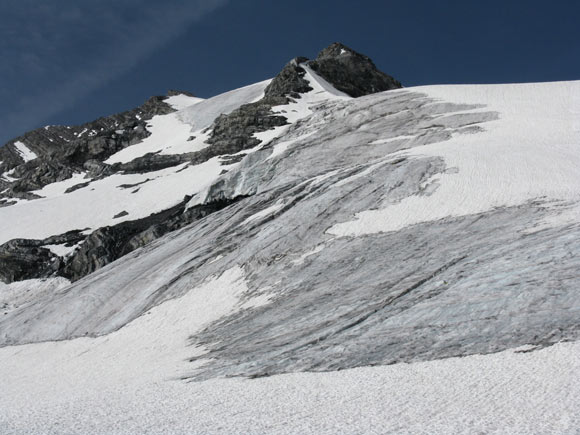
(0, 231), (85, 283)
(62, 196), (245, 281)
(264, 57), (313, 99)
(0, 94), (177, 201)
(199, 43), (402, 166)
(307, 42), (402, 97)
(0, 240), (60, 283)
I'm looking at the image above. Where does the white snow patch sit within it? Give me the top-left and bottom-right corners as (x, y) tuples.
(44, 242), (81, 257)
(178, 79), (271, 132)
(105, 112), (208, 164)
(253, 124), (292, 147)
(13, 141), (37, 162)
(329, 81), (580, 237)
(207, 254), (224, 264)
(1, 168), (19, 182)
(164, 93), (204, 111)
(32, 172), (88, 198)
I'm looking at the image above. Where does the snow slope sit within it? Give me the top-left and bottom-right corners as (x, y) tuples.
(0, 159), (229, 244)
(0, 81), (271, 243)
(329, 81), (580, 236)
(0, 265), (578, 434)
(1, 78), (579, 433)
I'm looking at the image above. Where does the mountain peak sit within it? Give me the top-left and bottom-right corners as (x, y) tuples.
(315, 42), (358, 59)
(307, 42), (402, 97)
(166, 89), (197, 98)
(264, 43), (402, 100)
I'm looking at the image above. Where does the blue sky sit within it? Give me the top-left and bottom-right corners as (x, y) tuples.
(1, 0), (579, 145)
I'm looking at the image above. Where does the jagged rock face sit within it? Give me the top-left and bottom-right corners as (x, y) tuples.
(0, 231), (85, 282)
(63, 197), (242, 281)
(0, 94), (175, 198)
(264, 57), (313, 99)
(307, 43), (402, 97)
(204, 99), (288, 155)
(0, 240), (60, 283)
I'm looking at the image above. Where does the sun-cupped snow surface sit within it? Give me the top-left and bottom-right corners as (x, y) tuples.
(329, 80), (580, 237)
(0, 265), (578, 434)
(0, 157), (231, 244)
(12, 141), (37, 162)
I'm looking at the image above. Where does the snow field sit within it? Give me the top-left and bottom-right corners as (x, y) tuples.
(0, 158), (230, 244)
(0, 265), (578, 434)
(329, 81), (580, 237)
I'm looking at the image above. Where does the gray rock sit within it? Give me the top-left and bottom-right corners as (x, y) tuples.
(307, 42), (402, 96)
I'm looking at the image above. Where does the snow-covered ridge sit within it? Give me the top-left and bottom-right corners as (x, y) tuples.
(0, 71), (351, 244)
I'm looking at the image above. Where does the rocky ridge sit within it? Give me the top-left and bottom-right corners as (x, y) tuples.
(0, 43), (401, 283)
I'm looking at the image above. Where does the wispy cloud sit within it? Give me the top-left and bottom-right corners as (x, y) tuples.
(0, 0), (227, 143)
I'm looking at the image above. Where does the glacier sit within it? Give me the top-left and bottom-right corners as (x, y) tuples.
(0, 43), (579, 433)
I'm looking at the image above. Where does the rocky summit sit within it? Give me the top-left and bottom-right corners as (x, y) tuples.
(0, 42), (579, 395)
(0, 43), (402, 284)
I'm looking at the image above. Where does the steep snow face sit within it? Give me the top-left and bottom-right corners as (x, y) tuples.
(164, 93), (204, 110)
(329, 81), (580, 236)
(178, 79), (271, 130)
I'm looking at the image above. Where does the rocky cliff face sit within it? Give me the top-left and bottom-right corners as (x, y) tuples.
(0, 95), (175, 205)
(0, 43), (401, 284)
